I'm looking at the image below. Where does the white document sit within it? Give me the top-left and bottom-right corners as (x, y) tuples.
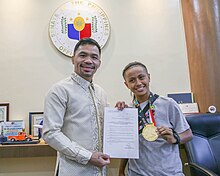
(103, 107), (139, 159)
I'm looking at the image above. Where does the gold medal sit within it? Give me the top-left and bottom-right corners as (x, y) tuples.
(142, 124), (158, 141)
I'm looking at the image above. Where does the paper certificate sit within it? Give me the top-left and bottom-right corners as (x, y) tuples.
(103, 107), (139, 159)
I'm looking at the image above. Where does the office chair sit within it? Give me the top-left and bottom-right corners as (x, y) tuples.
(184, 113), (220, 176)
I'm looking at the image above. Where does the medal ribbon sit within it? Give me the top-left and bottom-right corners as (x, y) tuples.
(149, 102), (156, 126)
(134, 92), (159, 134)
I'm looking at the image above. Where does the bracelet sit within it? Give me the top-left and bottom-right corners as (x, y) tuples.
(172, 130), (181, 144)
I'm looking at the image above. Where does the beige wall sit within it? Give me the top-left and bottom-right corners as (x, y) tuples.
(0, 0), (190, 175)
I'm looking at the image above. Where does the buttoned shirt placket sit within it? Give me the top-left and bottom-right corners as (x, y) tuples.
(88, 83), (103, 176)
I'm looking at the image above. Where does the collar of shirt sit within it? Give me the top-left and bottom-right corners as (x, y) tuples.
(139, 100), (149, 110)
(71, 72), (93, 91)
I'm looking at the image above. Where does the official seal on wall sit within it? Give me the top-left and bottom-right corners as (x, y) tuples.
(49, 0), (110, 57)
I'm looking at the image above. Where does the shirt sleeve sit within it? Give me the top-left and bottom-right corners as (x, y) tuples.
(168, 98), (190, 134)
(42, 85), (92, 165)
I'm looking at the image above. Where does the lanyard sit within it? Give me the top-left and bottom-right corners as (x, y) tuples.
(134, 92), (159, 134)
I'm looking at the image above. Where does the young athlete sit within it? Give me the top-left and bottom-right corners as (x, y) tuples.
(116, 61), (193, 176)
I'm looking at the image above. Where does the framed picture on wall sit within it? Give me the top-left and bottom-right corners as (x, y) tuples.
(0, 103), (9, 122)
(29, 112), (44, 139)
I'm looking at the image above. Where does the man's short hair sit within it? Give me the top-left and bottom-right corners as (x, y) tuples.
(73, 38), (101, 56)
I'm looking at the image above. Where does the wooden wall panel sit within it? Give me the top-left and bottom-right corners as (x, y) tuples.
(181, 0), (220, 113)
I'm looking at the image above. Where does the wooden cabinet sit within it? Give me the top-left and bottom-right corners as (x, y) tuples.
(0, 143), (56, 158)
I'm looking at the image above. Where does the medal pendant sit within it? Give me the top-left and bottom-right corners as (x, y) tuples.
(142, 124), (158, 141)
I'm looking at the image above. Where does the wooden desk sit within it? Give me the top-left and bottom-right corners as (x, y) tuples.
(0, 143), (56, 158)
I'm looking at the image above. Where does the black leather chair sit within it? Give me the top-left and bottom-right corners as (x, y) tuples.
(184, 113), (220, 176)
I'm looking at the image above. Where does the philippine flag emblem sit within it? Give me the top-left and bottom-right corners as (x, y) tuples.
(68, 16), (91, 40)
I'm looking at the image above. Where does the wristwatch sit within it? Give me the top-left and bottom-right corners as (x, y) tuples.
(172, 130), (181, 144)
